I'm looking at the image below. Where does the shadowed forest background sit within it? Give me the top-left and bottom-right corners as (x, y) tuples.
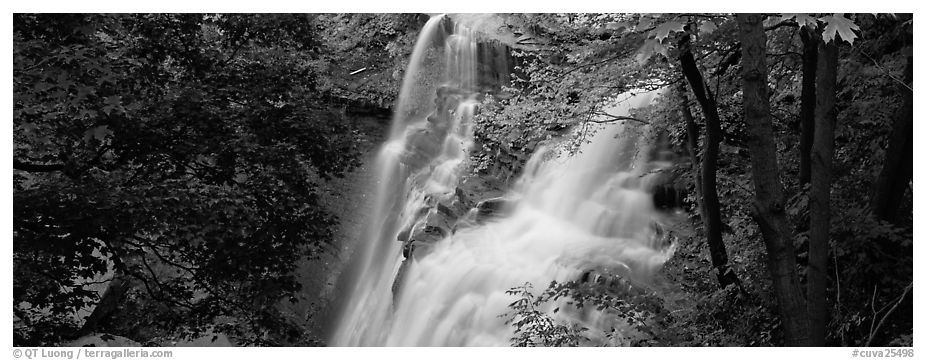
(13, 13), (912, 347)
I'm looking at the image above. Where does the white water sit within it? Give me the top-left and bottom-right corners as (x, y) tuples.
(331, 15), (675, 346)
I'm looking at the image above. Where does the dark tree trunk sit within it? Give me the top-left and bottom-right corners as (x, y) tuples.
(808, 39), (838, 346)
(871, 53), (913, 225)
(679, 84), (707, 221)
(736, 14), (811, 346)
(798, 28), (818, 186)
(78, 276), (128, 336)
(678, 36), (739, 289)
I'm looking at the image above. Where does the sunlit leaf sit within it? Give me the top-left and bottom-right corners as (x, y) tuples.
(699, 20), (718, 34)
(782, 13), (818, 29)
(83, 125), (112, 143)
(821, 14), (860, 44)
(652, 21), (684, 42)
(606, 22), (629, 32)
(637, 15), (653, 30)
(636, 38), (659, 65)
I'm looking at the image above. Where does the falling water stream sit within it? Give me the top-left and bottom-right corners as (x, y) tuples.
(331, 14), (675, 346)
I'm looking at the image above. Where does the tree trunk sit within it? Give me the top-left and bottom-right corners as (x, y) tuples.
(679, 83), (707, 226)
(871, 53), (913, 225)
(678, 37), (739, 289)
(78, 276), (128, 336)
(736, 13), (811, 346)
(679, 84), (705, 215)
(808, 38), (838, 346)
(798, 28), (818, 186)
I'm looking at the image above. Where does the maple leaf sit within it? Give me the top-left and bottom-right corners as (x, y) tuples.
(652, 21), (684, 42)
(636, 16), (653, 30)
(821, 14), (860, 44)
(102, 95), (122, 115)
(782, 13), (819, 29)
(606, 22), (629, 33)
(76, 86), (95, 100)
(103, 95), (121, 107)
(699, 20), (718, 35)
(83, 125), (112, 143)
(636, 38), (668, 65)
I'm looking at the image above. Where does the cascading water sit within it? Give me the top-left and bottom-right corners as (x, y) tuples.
(330, 14), (481, 346)
(331, 14), (676, 346)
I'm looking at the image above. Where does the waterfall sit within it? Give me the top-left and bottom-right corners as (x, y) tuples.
(330, 14), (675, 346)
(330, 14), (481, 346)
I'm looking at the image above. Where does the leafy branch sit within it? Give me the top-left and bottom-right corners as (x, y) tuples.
(501, 282), (587, 347)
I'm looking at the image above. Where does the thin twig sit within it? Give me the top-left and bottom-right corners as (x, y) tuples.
(833, 252), (842, 314)
(587, 113), (650, 125)
(768, 51), (802, 57)
(857, 49), (913, 92)
(833, 252), (847, 346)
(764, 19), (799, 32)
(551, 53), (627, 82)
(866, 282), (912, 346)
(868, 284), (879, 336)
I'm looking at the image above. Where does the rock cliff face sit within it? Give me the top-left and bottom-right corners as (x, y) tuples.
(387, 94), (514, 297)
(390, 175), (509, 296)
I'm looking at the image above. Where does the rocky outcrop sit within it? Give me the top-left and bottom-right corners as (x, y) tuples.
(390, 175), (510, 297)
(397, 191), (471, 261)
(392, 190), (468, 296)
(472, 197), (511, 223)
(652, 182), (687, 210)
(476, 39), (513, 93)
(385, 21), (514, 298)
(397, 85), (467, 172)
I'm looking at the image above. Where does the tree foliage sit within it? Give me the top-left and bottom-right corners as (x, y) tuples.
(502, 283), (587, 347)
(491, 13), (912, 347)
(13, 13), (367, 346)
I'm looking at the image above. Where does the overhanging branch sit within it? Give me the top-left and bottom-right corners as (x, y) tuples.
(765, 19), (798, 32)
(588, 112), (650, 125)
(13, 159), (65, 173)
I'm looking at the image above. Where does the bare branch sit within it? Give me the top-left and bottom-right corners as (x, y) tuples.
(768, 51), (802, 57)
(765, 19), (798, 32)
(551, 53), (627, 82)
(857, 48), (913, 92)
(867, 282), (912, 346)
(13, 159), (65, 173)
(587, 112), (650, 125)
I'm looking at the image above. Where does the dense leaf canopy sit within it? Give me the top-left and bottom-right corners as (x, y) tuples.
(13, 13), (377, 346)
